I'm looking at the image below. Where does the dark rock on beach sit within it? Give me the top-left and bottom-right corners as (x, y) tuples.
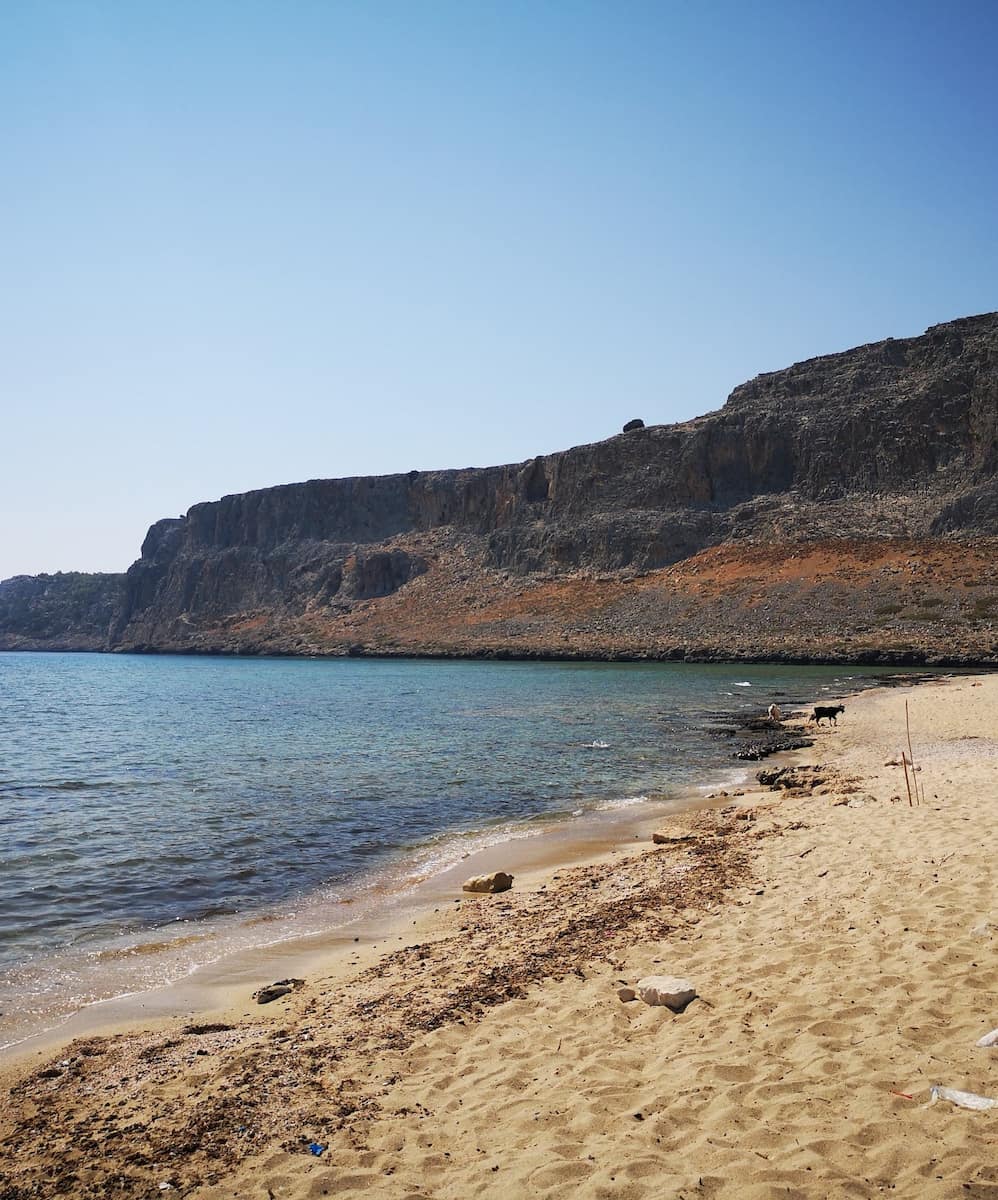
(733, 735), (814, 762)
(703, 708), (815, 762)
(757, 765), (830, 791)
(254, 978), (306, 1004)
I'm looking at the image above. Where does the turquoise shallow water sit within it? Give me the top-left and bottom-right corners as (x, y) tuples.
(0, 652), (907, 1040)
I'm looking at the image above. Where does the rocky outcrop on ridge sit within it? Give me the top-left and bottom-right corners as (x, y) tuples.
(0, 572), (123, 651)
(2, 312), (996, 662)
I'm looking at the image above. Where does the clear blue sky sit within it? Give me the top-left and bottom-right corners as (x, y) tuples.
(2, 0), (996, 579)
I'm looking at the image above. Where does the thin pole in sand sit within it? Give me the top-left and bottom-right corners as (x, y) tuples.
(901, 752), (914, 807)
(904, 700), (920, 806)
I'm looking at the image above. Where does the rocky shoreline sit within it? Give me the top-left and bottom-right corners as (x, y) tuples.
(708, 670), (946, 762)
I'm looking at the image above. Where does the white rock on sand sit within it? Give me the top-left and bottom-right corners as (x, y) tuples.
(635, 975), (697, 1010)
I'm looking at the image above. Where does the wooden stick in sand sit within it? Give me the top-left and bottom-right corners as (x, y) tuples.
(905, 700), (921, 805)
(901, 751), (914, 807)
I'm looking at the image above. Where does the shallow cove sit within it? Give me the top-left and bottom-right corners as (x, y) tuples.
(0, 653), (923, 1056)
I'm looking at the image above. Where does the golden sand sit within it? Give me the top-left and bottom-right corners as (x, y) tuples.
(1, 673), (996, 1199)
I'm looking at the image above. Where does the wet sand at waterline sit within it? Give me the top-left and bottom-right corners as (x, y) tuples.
(2, 654), (876, 1050)
(0, 788), (717, 1062)
(2, 674), (996, 1199)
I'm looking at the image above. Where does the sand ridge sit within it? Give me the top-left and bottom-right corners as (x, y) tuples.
(1, 674), (996, 1199)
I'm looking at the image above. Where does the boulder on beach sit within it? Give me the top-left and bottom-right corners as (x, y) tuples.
(635, 975), (697, 1010)
(462, 871), (514, 894)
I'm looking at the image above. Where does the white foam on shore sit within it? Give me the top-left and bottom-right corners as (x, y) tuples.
(594, 792), (651, 810)
(695, 765), (754, 793)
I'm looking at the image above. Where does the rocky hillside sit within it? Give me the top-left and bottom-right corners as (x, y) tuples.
(0, 573), (123, 651)
(2, 312), (996, 663)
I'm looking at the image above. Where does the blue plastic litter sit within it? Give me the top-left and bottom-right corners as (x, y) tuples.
(308, 1142), (326, 1157)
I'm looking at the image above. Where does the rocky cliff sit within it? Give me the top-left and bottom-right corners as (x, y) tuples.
(3, 312), (996, 662)
(0, 573), (123, 651)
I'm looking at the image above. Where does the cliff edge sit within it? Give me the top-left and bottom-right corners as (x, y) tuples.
(3, 312), (996, 663)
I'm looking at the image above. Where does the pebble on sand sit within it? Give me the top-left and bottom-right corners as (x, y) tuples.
(462, 871), (514, 894)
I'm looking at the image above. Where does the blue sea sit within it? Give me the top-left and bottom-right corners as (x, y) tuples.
(0, 652), (904, 1048)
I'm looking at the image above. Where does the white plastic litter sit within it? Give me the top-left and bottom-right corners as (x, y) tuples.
(976, 1028), (998, 1048)
(929, 1085), (997, 1111)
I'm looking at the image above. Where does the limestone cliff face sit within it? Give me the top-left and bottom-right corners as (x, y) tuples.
(2, 312), (996, 659)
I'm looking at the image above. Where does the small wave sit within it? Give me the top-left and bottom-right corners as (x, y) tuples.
(693, 765), (753, 795)
(386, 819), (557, 885)
(89, 933), (211, 961)
(241, 912), (284, 927)
(186, 905), (240, 921)
(733, 682), (753, 687)
(596, 793), (651, 811)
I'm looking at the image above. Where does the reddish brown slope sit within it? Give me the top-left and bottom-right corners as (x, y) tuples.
(172, 535), (997, 664)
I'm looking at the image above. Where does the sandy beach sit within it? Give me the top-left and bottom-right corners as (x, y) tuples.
(2, 672), (996, 1199)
